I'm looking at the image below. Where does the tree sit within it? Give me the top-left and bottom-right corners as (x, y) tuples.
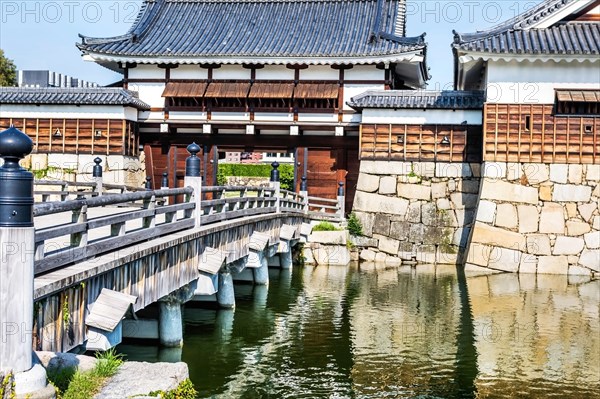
(0, 49), (17, 87)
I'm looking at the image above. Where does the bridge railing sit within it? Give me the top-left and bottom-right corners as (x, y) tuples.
(34, 179), (146, 202)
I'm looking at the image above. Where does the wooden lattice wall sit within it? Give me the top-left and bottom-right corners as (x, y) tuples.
(360, 124), (482, 162)
(484, 104), (600, 164)
(0, 118), (139, 156)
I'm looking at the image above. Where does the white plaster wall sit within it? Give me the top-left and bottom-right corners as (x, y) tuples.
(128, 64), (165, 79)
(138, 111), (165, 122)
(170, 65), (208, 80)
(213, 65), (251, 80)
(300, 65), (339, 80)
(211, 112), (251, 121)
(342, 113), (362, 124)
(486, 59), (600, 104)
(345, 65), (385, 80)
(255, 65), (295, 80)
(168, 111), (208, 121)
(343, 84), (385, 110)
(362, 109), (482, 125)
(0, 104), (129, 120)
(129, 83), (166, 108)
(297, 113), (339, 123)
(254, 113), (294, 122)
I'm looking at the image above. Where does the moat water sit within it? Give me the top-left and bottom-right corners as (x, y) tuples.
(119, 264), (600, 398)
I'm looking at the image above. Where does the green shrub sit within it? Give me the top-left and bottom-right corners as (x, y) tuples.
(148, 379), (198, 399)
(347, 213), (363, 236)
(311, 222), (338, 232)
(217, 163), (295, 190)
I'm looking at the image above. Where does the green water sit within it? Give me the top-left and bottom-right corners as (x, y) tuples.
(119, 264), (600, 398)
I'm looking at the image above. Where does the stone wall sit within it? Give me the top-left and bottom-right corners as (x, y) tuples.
(353, 160), (481, 266)
(465, 163), (599, 277)
(21, 153), (146, 187)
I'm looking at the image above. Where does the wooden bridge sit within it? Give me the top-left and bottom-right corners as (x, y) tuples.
(0, 128), (347, 390)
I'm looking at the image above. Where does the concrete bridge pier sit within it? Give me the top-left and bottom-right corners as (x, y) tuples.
(217, 271), (236, 309)
(158, 281), (197, 347)
(253, 252), (270, 285)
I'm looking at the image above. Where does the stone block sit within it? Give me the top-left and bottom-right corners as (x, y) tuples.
(313, 246), (351, 266)
(360, 161), (411, 176)
(431, 182), (447, 199)
(373, 214), (391, 236)
(552, 185), (592, 202)
(594, 216), (600, 230)
(374, 251), (387, 263)
(471, 222), (526, 251)
(476, 200), (496, 224)
(457, 180), (480, 194)
(566, 221), (591, 236)
(415, 245), (437, 264)
(538, 256), (569, 274)
(30, 153), (48, 171)
(397, 183), (431, 200)
(586, 164), (600, 181)
(412, 162), (436, 177)
(593, 184), (600, 198)
(578, 203), (597, 222)
(519, 254), (537, 274)
(523, 163), (549, 184)
(455, 209), (475, 226)
(464, 263), (500, 275)
(565, 203), (578, 218)
(539, 203), (565, 234)
(422, 226), (448, 245)
(398, 241), (415, 260)
(539, 184), (552, 201)
(450, 192), (478, 209)
(406, 201), (421, 223)
(568, 164), (583, 184)
(488, 247), (521, 272)
(482, 162), (506, 179)
(409, 224), (426, 244)
(378, 176), (397, 195)
(437, 248), (459, 265)
(480, 180), (538, 205)
(351, 236), (378, 248)
(527, 234), (552, 255)
(579, 250), (600, 271)
(354, 191), (409, 216)
(435, 163), (472, 178)
(517, 205), (539, 233)
(465, 243), (492, 267)
(389, 221), (409, 241)
(506, 163), (522, 181)
(569, 265), (592, 276)
(553, 236), (585, 255)
(470, 163), (482, 177)
(437, 198), (452, 210)
(584, 231), (599, 249)
(495, 204), (518, 229)
(448, 180), (457, 192)
(376, 235), (400, 255)
(359, 249), (377, 262)
(550, 164), (568, 184)
(309, 231), (347, 245)
(354, 212), (374, 237)
(421, 203), (437, 226)
(356, 173), (380, 193)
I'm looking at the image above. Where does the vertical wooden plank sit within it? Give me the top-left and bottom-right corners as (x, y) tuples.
(122, 119), (127, 155)
(373, 124), (377, 159)
(48, 119), (53, 152)
(594, 117), (598, 165)
(433, 124), (438, 160)
(75, 119), (80, 154)
(418, 124), (423, 161)
(517, 104), (522, 163)
(35, 119), (39, 150)
(482, 104), (487, 161)
(91, 119), (95, 155)
(505, 105), (510, 162)
(494, 104), (498, 161)
(358, 124), (363, 159)
(450, 126), (454, 161)
(528, 105), (533, 162)
(388, 124), (392, 160)
(566, 117), (570, 163)
(553, 117), (557, 163)
(107, 119), (111, 155)
(62, 119), (66, 153)
(541, 105), (546, 162)
(403, 124), (407, 160)
(579, 117), (584, 163)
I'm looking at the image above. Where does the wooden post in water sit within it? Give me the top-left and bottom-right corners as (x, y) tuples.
(185, 143), (202, 228)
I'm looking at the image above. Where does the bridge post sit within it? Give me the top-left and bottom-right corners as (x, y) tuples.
(216, 272), (235, 309)
(161, 171), (169, 205)
(337, 182), (345, 221)
(92, 157), (103, 196)
(145, 176), (153, 190)
(185, 143), (202, 228)
(270, 162), (281, 213)
(0, 126), (52, 397)
(300, 176), (308, 214)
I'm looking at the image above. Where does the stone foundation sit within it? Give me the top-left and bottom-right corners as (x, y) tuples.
(353, 161), (480, 266)
(466, 162), (599, 276)
(21, 153), (146, 187)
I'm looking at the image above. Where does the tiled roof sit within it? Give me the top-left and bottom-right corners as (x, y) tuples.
(453, 0), (600, 56)
(0, 88), (150, 109)
(77, 0), (424, 62)
(348, 90), (485, 110)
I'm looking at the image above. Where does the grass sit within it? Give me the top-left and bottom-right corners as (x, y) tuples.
(48, 349), (124, 399)
(311, 221), (339, 232)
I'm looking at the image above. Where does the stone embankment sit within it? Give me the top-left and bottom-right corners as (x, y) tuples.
(466, 162), (599, 276)
(352, 160), (599, 276)
(353, 161), (481, 266)
(303, 230), (352, 265)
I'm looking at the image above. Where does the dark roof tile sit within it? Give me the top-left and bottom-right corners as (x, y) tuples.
(348, 90), (485, 110)
(0, 88), (150, 109)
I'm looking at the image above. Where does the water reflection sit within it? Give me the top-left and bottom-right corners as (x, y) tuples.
(118, 264), (600, 398)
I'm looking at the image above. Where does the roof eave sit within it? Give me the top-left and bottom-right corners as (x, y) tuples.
(456, 50), (600, 64)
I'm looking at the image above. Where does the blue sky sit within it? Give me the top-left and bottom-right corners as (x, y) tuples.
(0, 1), (543, 87)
